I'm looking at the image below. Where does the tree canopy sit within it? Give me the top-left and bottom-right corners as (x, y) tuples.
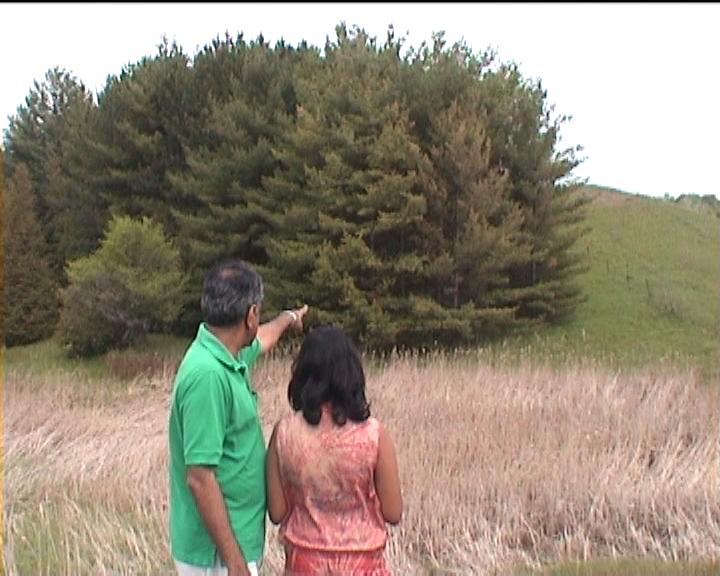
(3, 25), (587, 351)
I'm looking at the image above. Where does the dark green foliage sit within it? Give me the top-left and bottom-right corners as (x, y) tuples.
(168, 35), (300, 330)
(472, 63), (589, 321)
(44, 101), (109, 268)
(3, 68), (103, 280)
(4, 25), (588, 350)
(4, 165), (60, 345)
(262, 28), (428, 347)
(89, 40), (199, 236)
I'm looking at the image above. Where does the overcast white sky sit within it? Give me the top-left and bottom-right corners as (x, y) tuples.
(2, 3), (719, 199)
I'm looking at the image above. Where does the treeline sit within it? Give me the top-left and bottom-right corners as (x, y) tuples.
(2, 25), (588, 352)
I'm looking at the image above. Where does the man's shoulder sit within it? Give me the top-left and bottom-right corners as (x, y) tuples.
(239, 336), (262, 368)
(175, 344), (226, 389)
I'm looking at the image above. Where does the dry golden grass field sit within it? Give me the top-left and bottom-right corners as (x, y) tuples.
(3, 351), (720, 575)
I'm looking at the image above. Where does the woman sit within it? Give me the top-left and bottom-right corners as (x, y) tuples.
(266, 325), (402, 575)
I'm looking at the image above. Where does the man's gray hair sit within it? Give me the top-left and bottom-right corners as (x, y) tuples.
(200, 260), (264, 327)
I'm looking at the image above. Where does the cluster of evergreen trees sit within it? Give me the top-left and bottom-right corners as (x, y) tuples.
(2, 25), (588, 351)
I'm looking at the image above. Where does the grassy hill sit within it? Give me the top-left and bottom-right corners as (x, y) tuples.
(511, 184), (719, 374)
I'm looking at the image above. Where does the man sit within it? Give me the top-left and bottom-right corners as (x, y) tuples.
(169, 259), (308, 576)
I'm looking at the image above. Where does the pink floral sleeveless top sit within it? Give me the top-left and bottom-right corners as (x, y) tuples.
(275, 404), (387, 552)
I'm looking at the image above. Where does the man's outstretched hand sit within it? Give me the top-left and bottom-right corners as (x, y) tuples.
(259, 305), (310, 354)
(288, 304), (309, 332)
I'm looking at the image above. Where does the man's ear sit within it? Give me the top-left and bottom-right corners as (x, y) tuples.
(246, 303), (259, 329)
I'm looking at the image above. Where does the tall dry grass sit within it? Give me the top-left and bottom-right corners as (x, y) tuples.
(3, 353), (720, 575)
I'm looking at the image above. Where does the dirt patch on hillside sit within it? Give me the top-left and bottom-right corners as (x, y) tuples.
(582, 185), (643, 207)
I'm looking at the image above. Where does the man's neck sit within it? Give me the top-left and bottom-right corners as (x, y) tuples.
(207, 324), (250, 357)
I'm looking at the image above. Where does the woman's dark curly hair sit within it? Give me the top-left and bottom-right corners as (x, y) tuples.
(288, 325), (371, 426)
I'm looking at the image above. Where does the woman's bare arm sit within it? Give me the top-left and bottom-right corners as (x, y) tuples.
(374, 422), (403, 524)
(266, 423), (288, 525)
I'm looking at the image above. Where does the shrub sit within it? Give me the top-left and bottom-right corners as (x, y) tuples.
(57, 216), (187, 356)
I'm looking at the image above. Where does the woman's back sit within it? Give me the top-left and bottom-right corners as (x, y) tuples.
(266, 325), (400, 574)
(275, 404), (387, 553)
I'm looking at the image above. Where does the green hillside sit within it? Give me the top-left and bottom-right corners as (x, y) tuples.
(518, 185), (719, 373)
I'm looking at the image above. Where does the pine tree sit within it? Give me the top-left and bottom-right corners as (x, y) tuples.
(169, 36), (299, 330)
(4, 164), (60, 345)
(49, 94), (110, 268)
(4, 68), (97, 279)
(475, 64), (589, 321)
(414, 95), (531, 341)
(401, 39), (588, 330)
(263, 26), (439, 347)
(88, 40), (199, 237)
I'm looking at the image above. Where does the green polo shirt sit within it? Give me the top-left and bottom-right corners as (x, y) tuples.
(169, 323), (265, 566)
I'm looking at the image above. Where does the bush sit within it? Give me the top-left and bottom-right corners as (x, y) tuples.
(57, 216), (187, 356)
(57, 273), (146, 357)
